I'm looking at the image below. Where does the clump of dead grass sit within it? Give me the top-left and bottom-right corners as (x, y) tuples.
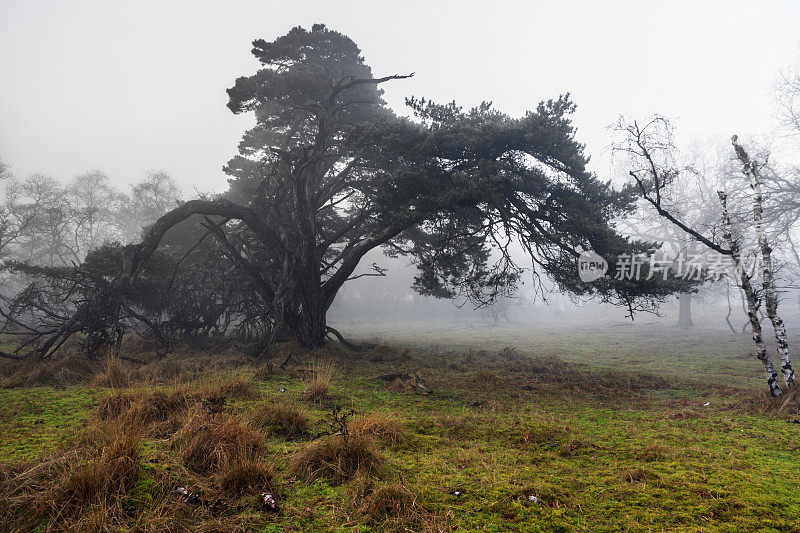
(218, 375), (260, 399)
(349, 413), (406, 444)
(289, 433), (383, 483)
(779, 387), (800, 414)
(171, 406), (263, 475)
(348, 474), (421, 526)
(347, 473), (451, 532)
(301, 359), (335, 403)
(95, 388), (192, 438)
(0, 421), (140, 531)
(218, 458), (277, 497)
(0, 352), (97, 388)
(91, 356), (134, 388)
(251, 400), (309, 439)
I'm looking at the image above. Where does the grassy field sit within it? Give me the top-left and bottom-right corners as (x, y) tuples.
(1, 316), (799, 532)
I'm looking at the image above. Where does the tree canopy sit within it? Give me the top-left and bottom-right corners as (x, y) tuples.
(1, 24), (686, 356)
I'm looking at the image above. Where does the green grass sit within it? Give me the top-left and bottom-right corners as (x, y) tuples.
(2, 320), (800, 531)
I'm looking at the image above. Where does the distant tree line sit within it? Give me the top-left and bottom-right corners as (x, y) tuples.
(0, 168), (181, 265)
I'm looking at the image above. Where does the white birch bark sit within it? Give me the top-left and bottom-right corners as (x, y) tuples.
(732, 136), (795, 389)
(718, 190), (782, 397)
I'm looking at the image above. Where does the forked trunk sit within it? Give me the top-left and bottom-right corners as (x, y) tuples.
(733, 137), (795, 389)
(718, 191), (782, 397)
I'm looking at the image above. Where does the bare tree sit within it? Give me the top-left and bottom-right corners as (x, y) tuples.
(116, 170), (183, 243)
(614, 116), (792, 396)
(732, 136), (795, 388)
(65, 170), (121, 259)
(718, 190), (782, 396)
(777, 64), (800, 136)
(0, 162), (38, 260)
(14, 174), (74, 266)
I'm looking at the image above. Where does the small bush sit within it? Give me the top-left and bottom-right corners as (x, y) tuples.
(290, 434), (383, 483)
(251, 400), (309, 439)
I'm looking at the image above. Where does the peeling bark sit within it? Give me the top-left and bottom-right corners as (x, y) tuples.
(718, 191), (781, 397)
(732, 137), (795, 389)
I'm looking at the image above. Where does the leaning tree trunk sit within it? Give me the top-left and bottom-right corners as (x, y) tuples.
(733, 136), (795, 389)
(719, 191), (782, 397)
(677, 293), (693, 328)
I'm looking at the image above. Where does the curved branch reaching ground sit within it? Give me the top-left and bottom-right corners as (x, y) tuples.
(325, 326), (376, 351)
(122, 199), (286, 279)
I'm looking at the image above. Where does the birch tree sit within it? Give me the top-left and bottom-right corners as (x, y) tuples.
(731, 136), (795, 388)
(718, 190), (782, 396)
(614, 116), (792, 396)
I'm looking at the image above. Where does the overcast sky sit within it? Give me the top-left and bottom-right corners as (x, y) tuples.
(1, 0), (798, 194)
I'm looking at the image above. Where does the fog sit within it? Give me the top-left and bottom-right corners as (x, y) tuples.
(3, 2), (800, 333)
(5, 6), (800, 529)
(2, 1), (799, 193)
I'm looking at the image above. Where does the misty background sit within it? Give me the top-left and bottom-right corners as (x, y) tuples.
(2, 0), (800, 331)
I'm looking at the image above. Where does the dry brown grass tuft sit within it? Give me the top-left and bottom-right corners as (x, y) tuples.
(95, 388), (193, 437)
(303, 380), (331, 403)
(358, 482), (419, 522)
(0, 421), (140, 531)
(62, 424), (140, 503)
(349, 413), (406, 444)
(290, 433), (383, 483)
(218, 458), (277, 497)
(219, 375), (260, 399)
(172, 407), (263, 475)
(347, 473), (450, 532)
(251, 400), (309, 439)
(91, 355), (135, 388)
(0, 352), (97, 388)
(780, 387), (800, 413)
(301, 359), (335, 402)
